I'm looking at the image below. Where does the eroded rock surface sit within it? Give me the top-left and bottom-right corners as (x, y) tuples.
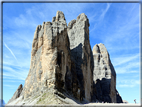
(21, 11), (74, 100)
(92, 43), (119, 103)
(7, 84), (23, 103)
(7, 11), (123, 105)
(67, 13), (94, 102)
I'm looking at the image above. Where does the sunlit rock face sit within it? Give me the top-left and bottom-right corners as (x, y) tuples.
(22, 11), (73, 100)
(7, 11), (123, 105)
(92, 43), (121, 103)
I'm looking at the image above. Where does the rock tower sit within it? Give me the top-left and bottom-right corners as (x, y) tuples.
(7, 11), (123, 105)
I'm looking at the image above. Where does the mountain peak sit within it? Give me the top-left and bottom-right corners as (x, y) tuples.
(6, 11), (123, 105)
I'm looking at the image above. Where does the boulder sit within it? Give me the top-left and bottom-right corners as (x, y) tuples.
(123, 100), (128, 104)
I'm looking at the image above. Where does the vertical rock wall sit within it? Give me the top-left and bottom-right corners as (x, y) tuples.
(7, 11), (123, 104)
(68, 13), (94, 102)
(92, 43), (117, 103)
(21, 11), (73, 100)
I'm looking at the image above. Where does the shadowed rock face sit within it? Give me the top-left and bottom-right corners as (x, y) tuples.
(67, 13), (94, 101)
(92, 43), (118, 103)
(116, 89), (123, 103)
(7, 84), (23, 103)
(7, 11), (123, 105)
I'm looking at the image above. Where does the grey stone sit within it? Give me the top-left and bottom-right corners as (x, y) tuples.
(116, 89), (123, 103)
(68, 13), (93, 102)
(123, 100), (128, 104)
(7, 11), (123, 105)
(92, 43), (122, 103)
(8, 84), (23, 103)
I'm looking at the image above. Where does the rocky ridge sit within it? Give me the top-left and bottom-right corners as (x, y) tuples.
(6, 11), (123, 105)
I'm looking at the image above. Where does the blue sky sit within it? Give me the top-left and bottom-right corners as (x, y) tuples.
(2, 2), (140, 104)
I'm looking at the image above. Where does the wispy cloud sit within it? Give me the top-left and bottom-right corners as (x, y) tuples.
(111, 53), (140, 74)
(4, 31), (32, 50)
(100, 3), (111, 20)
(3, 50), (29, 81)
(4, 42), (18, 61)
(89, 14), (97, 23)
(115, 67), (139, 74)
(91, 3), (140, 53)
(4, 80), (23, 83)
(117, 79), (140, 88)
(4, 84), (17, 89)
(3, 66), (28, 81)
(14, 14), (38, 28)
(90, 24), (97, 33)
(112, 54), (139, 66)
(118, 84), (136, 88)
(89, 3), (111, 33)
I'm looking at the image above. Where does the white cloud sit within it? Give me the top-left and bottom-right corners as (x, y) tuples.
(109, 53), (140, 74)
(90, 23), (97, 33)
(4, 32), (32, 50)
(89, 3), (111, 33)
(4, 42), (18, 61)
(116, 69), (138, 74)
(4, 84), (17, 89)
(88, 13), (97, 23)
(118, 84), (135, 88)
(115, 61), (139, 74)
(100, 3), (111, 20)
(97, 4), (140, 53)
(4, 80), (23, 83)
(3, 66), (28, 81)
(117, 79), (140, 88)
(112, 54), (139, 66)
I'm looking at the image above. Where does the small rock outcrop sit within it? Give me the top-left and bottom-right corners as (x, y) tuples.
(6, 11), (123, 105)
(123, 100), (128, 104)
(116, 89), (123, 103)
(7, 84), (23, 103)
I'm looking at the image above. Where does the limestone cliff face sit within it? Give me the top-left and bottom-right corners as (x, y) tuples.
(22, 11), (74, 100)
(67, 13), (94, 102)
(92, 43), (119, 103)
(7, 11), (123, 105)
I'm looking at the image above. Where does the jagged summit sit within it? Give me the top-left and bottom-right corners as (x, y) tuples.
(6, 11), (123, 105)
(53, 11), (66, 22)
